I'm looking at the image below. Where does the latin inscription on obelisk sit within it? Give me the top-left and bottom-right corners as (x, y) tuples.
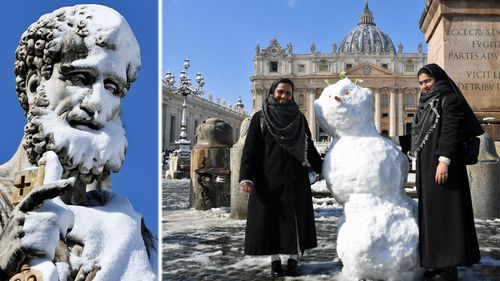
(420, 0), (500, 139)
(445, 19), (500, 117)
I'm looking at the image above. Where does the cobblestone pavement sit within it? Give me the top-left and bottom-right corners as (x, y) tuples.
(163, 179), (500, 281)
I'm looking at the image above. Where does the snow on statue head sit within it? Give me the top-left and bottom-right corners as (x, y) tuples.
(314, 77), (421, 280)
(15, 5), (141, 184)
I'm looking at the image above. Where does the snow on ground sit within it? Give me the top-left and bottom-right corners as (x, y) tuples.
(163, 179), (500, 280)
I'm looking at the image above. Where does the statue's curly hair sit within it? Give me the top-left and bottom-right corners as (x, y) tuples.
(14, 5), (140, 115)
(14, 7), (74, 115)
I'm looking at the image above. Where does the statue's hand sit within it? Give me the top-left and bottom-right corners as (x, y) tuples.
(0, 177), (74, 277)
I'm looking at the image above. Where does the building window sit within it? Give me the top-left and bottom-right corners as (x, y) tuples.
(297, 64), (305, 73)
(319, 64), (329, 72)
(406, 94), (415, 105)
(405, 64), (414, 72)
(382, 113), (389, 118)
(381, 63), (388, 69)
(270, 61), (278, 72)
(169, 116), (176, 143)
(405, 123), (412, 134)
(407, 113), (414, 118)
(381, 94), (389, 108)
(345, 63), (352, 70)
(194, 120), (199, 136)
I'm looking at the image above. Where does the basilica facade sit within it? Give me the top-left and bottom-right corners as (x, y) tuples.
(251, 2), (427, 140)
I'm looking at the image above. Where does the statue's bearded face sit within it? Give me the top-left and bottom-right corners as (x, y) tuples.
(19, 4), (141, 184)
(25, 47), (130, 183)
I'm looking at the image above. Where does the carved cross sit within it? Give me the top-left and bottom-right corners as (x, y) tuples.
(12, 170), (37, 206)
(14, 176), (31, 196)
(9, 165), (46, 280)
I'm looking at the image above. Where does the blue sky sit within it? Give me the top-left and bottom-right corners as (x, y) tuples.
(164, 0), (428, 111)
(0, 1), (158, 235)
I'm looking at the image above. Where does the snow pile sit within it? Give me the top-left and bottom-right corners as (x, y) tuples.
(314, 78), (420, 280)
(67, 193), (156, 281)
(20, 151), (155, 280)
(311, 178), (330, 193)
(20, 152), (74, 281)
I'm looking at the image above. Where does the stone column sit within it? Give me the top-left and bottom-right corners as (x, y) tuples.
(398, 89), (404, 135)
(190, 118), (233, 210)
(467, 132), (500, 219)
(309, 90), (317, 140)
(230, 117), (251, 219)
(255, 89), (264, 112)
(162, 103), (168, 150)
(389, 89), (397, 136)
(374, 88), (381, 132)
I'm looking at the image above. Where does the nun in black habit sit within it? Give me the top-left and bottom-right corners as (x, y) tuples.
(239, 78), (323, 277)
(400, 63), (482, 281)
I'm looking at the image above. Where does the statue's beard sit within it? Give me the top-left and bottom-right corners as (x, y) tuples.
(23, 93), (127, 184)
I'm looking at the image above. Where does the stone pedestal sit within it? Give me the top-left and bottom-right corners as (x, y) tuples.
(419, 0), (500, 139)
(165, 154), (190, 179)
(190, 118), (233, 210)
(230, 117), (251, 220)
(467, 133), (500, 219)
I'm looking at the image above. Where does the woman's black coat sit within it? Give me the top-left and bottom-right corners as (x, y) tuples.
(240, 111), (323, 255)
(403, 88), (480, 268)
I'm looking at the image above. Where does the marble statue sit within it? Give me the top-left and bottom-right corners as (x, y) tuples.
(310, 42), (317, 54)
(287, 42), (293, 55)
(313, 78), (419, 280)
(331, 42), (337, 54)
(0, 5), (156, 281)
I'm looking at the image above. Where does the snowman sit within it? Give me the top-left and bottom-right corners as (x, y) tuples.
(314, 77), (420, 280)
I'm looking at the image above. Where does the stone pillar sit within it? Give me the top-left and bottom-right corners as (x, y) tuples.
(256, 89), (264, 111)
(419, 0), (500, 140)
(389, 89), (397, 136)
(467, 132), (500, 219)
(398, 89), (404, 135)
(230, 117), (251, 219)
(309, 90), (317, 140)
(190, 118), (233, 210)
(374, 88), (381, 132)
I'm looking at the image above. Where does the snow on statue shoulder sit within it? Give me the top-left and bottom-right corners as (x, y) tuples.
(314, 78), (420, 280)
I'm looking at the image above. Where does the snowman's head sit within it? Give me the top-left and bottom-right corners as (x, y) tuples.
(313, 78), (374, 136)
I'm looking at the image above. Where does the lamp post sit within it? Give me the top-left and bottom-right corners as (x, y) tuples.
(165, 59), (205, 156)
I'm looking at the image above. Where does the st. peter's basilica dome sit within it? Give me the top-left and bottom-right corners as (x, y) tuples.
(338, 1), (395, 55)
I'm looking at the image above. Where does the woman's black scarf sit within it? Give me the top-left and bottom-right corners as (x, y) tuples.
(410, 81), (447, 156)
(410, 63), (484, 157)
(262, 94), (308, 166)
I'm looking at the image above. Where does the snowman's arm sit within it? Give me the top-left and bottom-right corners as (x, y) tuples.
(240, 112), (262, 183)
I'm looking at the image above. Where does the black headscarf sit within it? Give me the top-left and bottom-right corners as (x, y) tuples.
(410, 63), (483, 156)
(262, 78), (308, 166)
